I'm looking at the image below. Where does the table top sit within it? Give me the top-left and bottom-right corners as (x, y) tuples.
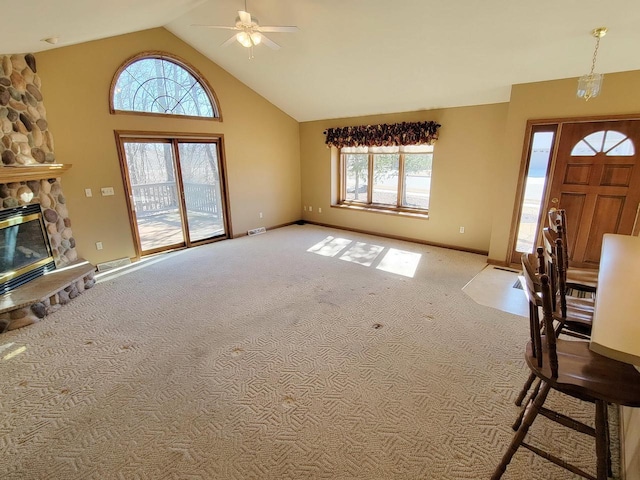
(590, 234), (640, 367)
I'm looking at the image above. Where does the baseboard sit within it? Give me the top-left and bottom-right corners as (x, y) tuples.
(97, 257), (132, 272)
(302, 220), (489, 256)
(487, 258), (511, 267)
(232, 221), (299, 239)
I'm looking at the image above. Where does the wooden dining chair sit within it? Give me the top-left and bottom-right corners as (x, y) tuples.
(514, 245), (592, 408)
(548, 208), (599, 290)
(542, 227), (597, 312)
(492, 270), (640, 480)
(553, 237), (593, 337)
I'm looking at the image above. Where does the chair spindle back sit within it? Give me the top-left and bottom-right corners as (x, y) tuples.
(521, 253), (543, 367)
(542, 227), (559, 309)
(555, 237), (569, 318)
(540, 274), (559, 378)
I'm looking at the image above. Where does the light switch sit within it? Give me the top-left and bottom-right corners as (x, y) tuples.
(85, 188), (92, 197)
(101, 187), (115, 196)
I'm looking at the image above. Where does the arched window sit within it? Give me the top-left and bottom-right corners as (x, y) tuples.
(110, 52), (221, 120)
(571, 130), (634, 156)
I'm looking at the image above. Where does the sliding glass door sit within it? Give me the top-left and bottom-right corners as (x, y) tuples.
(118, 135), (229, 257)
(178, 142), (226, 243)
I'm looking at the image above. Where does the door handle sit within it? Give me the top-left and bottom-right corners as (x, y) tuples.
(551, 198), (559, 204)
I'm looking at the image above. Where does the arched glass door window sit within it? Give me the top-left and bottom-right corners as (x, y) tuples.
(571, 130), (635, 156)
(110, 53), (221, 120)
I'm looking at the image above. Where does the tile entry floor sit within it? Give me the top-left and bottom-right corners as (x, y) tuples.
(462, 264), (528, 317)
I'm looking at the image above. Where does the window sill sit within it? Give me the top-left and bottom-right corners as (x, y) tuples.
(331, 203), (429, 219)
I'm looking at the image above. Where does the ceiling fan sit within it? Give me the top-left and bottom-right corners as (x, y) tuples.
(192, 1), (298, 58)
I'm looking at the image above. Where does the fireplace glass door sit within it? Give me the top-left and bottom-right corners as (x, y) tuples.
(0, 204), (55, 293)
(120, 137), (229, 256)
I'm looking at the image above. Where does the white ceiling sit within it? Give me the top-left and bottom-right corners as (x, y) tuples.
(3, 0), (640, 122)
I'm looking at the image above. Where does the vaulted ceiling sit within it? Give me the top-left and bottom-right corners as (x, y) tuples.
(4, 0), (640, 122)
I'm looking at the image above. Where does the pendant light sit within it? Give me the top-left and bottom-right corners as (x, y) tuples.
(577, 27), (608, 101)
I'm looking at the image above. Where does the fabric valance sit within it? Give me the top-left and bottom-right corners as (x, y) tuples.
(324, 121), (441, 148)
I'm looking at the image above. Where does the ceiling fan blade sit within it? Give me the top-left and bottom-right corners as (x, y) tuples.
(221, 34), (238, 47)
(258, 26), (299, 33)
(191, 24), (239, 30)
(238, 10), (252, 25)
(260, 34), (281, 50)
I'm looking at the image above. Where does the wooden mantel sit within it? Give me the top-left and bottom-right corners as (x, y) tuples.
(0, 164), (72, 183)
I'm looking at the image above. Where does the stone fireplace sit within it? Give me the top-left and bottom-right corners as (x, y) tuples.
(0, 174), (96, 334)
(0, 53), (95, 334)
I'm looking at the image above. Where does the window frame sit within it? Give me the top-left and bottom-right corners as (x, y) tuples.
(338, 145), (433, 216)
(109, 51), (222, 121)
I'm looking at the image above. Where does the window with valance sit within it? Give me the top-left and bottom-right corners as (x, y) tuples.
(325, 121), (441, 215)
(325, 121), (440, 149)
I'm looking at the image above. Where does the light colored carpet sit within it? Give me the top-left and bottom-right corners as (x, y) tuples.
(0, 225), (614, 479)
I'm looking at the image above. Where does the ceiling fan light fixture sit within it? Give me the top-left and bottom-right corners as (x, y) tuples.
(196, 3), (297, 55)
(577, 27), (608, 101)
(236, 31), (252, 48)
(250, 32), (262, 45)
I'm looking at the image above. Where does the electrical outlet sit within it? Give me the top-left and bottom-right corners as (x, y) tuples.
(96, 241), (103, 250)
(85, 188), (92, 197)
(259, 212), (263, 219)
(318, 207), (322, 213)
(101, 187), (115, 196)
(309, 206), (313, 212)
(303, 206), (307, 211)
(459, 227), (465, 234)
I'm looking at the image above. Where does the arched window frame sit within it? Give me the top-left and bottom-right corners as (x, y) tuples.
(109, 51), (222, 121)
(570, 129), (635, 157)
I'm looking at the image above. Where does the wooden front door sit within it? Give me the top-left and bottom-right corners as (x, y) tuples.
(547, 120), (640, 267)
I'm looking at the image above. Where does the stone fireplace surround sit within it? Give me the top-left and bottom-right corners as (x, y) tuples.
(0, 53), (95, 334)
(0, 172), (96, 333)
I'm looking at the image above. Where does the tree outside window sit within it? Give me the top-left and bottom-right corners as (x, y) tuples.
(341, 145), (433, 213)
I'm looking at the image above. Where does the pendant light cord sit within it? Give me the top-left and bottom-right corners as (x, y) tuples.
(589, 36), (601, 76)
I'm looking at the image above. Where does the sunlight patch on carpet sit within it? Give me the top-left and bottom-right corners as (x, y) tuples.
(339, 242), (384, 266)
(306, 236), (353, 257)
(376, 248), (421, 278)
(308, 235), (421, 277)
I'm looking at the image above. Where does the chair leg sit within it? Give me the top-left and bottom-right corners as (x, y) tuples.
(595, 400), (608, 480)
(605, 404), (612, 478)
(515, 372), (536, 406)
(513, 378), (541, 431)
(492, 381), (550, 480)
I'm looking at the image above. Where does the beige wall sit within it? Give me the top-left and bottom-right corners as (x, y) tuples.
(300, 103), (509, 253)
(300, 70), (640, 261)
(489, 70), (640, 263)
(36, 27), (300, 265)
(35, 25), (640, 268)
